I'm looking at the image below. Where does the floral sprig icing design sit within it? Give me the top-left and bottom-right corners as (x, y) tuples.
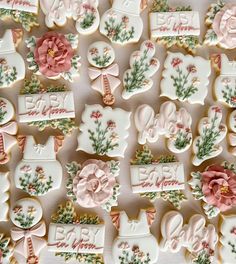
(89, 47), (112, 68)
(0, 58), (17, 87)
(79, 3), (97, 30)
(0, 99), (7, 123)
(13, 205), (36, 229)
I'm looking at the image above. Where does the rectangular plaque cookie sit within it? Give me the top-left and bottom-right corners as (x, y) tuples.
(0, 0), (39, 14)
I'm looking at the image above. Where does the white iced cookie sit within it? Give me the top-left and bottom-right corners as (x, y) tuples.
(77, 104), (131, 157)
(228, 110), (236, 156)
(134, 101), (192, 153)
(40, 0), (100, 35)
(0, 233), (14, 264)
(160, 52), (211, 104)
(192, 105), (227, 166)
(122, 40), (160, 99)
(87, 41), (121, 105)
(0, 172), (10, 221)
(100, 0), (143, 45)
(111, 209), (159, 264)
(14, 136), (63, 196)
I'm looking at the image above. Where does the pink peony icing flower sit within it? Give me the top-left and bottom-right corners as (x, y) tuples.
(34, 32), (74, 77)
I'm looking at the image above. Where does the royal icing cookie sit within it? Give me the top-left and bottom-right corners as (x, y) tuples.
(0, 29), (25, 88)
(26, 32), (81, 82)
(122, 40), (160, 100)
(0, 172), (10, 221)
(66, 159), (120, 212)
(134, 101), (192, 153)
(77, 104), (131, 157)
(10, 198), (46, 264)
(14, 136), (63, 196)
(111, 209), (158, 264)
(0, 233), (14, 264)
(190, 162), (236, 219)
(192, 106), (227, 166)
(99, 0), (143, 45)
(150, 0), (200, 52)
(228, 110), (236, 155)
(40, 0), (99, 35)
(0, 97), (18, 164)
(204, 1), (236, 49)
(87, 41), (120, 105)
(161, 52), (211, 104)
(160, 211), (218, 263)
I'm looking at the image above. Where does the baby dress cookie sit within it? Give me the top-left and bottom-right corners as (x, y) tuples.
(0, 29), (25, 89)
(0, 172), (10, 221)
(48, 201), (105, 263)
(150, 0), (200, 53)
(26, 32), (81, 82)
(160, 211), (218, 263)
(0, 233), (15, 264)
(228, 110), (236, 155)
(66, 159), (120, 212)
(134, 101), (192, 153)
(87, 41), (120, 105)
(14, 136), (63, 196)
(192, 105), (227, 166)
(111, 209), (159, 264)
(10, 198), (46, 264)
(100, 0), (143, 45)
(122, 40), (160, 100)
(40, 0), (99, 35)
(161, 52), (211, 104)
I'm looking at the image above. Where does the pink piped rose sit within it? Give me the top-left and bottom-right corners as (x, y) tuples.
(34, 32), (74, 77)
(201, 165), (236, 212)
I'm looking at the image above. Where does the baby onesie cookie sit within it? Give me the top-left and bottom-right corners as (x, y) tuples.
(160, 211), (218, 263)
(18, 76), (76, 135)
(14, 136), (63, 196)
(0, 172), (10, 221)
(40, 0), (99, 35)
(204, 1), (236, 49)
(48, 201), (105, 263)
(135, 101), (192, 153)
(0, 97), (18, 164)
(26, 32), (81, 82)
(189, 162), (236, 218)
(100, 0), (143, 45)
(0, 29), (25, 89)
(77, 104), (131, 157)
(228, 110), (236, 155)
(150, 0), (200, 53)
(10, 198), (46, 264)
(122, 40), (160, 100)
(161, 52), (211, 104)
(0, 233), (14, 264)
(66, 159), (120, 212)
(87, 41), (120, 105)
(192, 106), (227, 166)
(111, 209), (158, 264)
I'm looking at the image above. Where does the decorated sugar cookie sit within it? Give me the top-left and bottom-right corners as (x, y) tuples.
(111, 209), (159, 264)
(160, 211), (218, 263)
(0, 97), (18, 164)
(66, 159), (120, 212)
(48, 201), (105, 263)
(87, 41), (120, 105)
(10, 198), (46, 264)
(77, 104), (131, 157)
(40, 0), (99, 35)
(0, 233), (15, 264)
(26, 32), (81, 82)
(161, 52), (211, 104)
(122, 40), (160, 100)
(134, 101), (192, 153)
(150, 0), (200, 52)
(0, 172), (10, 221)
(18, 76), (76, 135)
(14, 136), (63, 196)
(100, 0), (143, 45)
(192, 106), (227, 166)
(189, 162), (236, 218)
(0, 29), (25, 89)
(204, 1), (236, 49)
(228, 110), (236, 155)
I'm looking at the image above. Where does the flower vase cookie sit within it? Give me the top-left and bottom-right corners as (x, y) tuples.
(26, 32), (81, 82)
(0, 172), (10, 221)
(48, 201), (105, 263)
(0, 233), (15, 264)
(100, 0), (143, 45)
(122, 40), (160, 100)
(111, 209), (159, 264)
(40, 0), (100, 35)
(134, 101), (192, 153)
(66, 159), (120, 212)
(87, 41), (121, 105)
(10, 198), (46, 264)
(228, 110), (236, 156)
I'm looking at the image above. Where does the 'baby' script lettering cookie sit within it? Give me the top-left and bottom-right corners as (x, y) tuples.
(0, 0), (38, 13)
